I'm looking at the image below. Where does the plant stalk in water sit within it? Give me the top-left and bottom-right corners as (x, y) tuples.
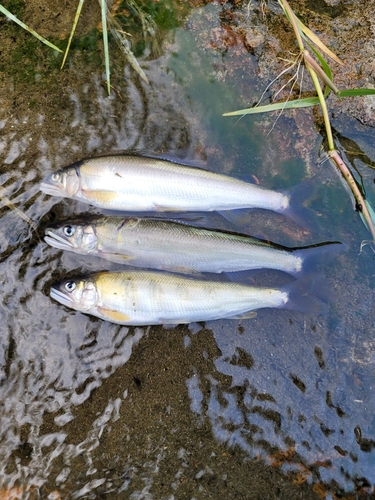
(225, 0), (375, 243)
(280, 0), (375, 242)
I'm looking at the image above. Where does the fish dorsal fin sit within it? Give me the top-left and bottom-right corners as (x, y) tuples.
(217, 209), (255, 231)
(135, 149), (208, 169)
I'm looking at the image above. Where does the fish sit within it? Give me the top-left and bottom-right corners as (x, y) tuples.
(39, 154), (318, 230)
(44, 216), (343, 277)
(50, 270), (328, 326)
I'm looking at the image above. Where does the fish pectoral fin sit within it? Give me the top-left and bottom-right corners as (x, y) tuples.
(97, 307), (131, 323)
(81, 189), (118, 204)
(100, 251), (134, 262)
(226, 311), (257, 320)
(218, 209), (254, 230)
(224, 270), (261, 283)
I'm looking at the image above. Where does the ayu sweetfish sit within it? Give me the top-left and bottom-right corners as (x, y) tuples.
(50, 271), (328, 326)
(40, 154), (317, 230)
(44, 216), (343, 277)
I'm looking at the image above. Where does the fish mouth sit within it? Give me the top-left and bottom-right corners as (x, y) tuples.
(45, 230), (73, 250)
(50, 286), (74, 308)
(40, 181), (65, 197)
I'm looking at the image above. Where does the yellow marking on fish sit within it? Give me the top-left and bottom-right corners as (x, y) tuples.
(98, 307), (130, 323)
(80, 162), (101, 178)
(96, 273), (131, 293)
(82, 190), (118, 204)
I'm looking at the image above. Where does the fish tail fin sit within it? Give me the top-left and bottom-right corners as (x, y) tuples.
(292, 241), (346, 277)
(282, 177), (321, 233)
(281, 274), (331, 314)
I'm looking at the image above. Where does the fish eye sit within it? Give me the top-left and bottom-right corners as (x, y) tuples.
(63, 225), (75, 237)
(51, 173), (60, 182)
(67, 168), (76, 176)
(65, 281), (76, 292)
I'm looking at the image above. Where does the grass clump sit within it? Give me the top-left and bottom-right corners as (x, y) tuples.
(224, 0), (375, 246)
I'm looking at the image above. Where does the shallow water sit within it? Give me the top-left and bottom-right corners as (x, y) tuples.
(1, 0), (375, 498)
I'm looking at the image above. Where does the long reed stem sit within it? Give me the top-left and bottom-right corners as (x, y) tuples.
(306, 64), (334, 150)
(329, 150), (375, 241)
(279, 0), (375, 242)
(279, 0), (304, 52)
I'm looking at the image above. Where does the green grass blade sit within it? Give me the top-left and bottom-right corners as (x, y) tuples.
(277, 0), (343, 65)
(61, 0), (85, 69)
(337, 88), (375, 97)
(303, 50), (339, 94)
(308, 44), (332, 81)
(100, 0), (111, 95)
(0, 4), (62, 52)
(307, 43), (332, 98)
(223, 97), (320, 116)
(296, 18), (343, 65)
(112, 29), (149, 83)
(106, 10), (149, 84)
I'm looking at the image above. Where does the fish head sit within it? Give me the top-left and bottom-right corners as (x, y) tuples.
(50, 276), (98, 312)
(40, 165), (80, 198)
(45, 221), (98, 253)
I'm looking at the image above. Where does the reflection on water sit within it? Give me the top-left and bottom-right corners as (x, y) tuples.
(189, 311), (375, 493)
(1, 0), (375, 498)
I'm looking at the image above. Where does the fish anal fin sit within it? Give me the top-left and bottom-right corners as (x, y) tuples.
(161, 318), (191, 327)
(97, 307), (131, 323)
(227, 311), (257, 320)
(162, 323), (179, 330)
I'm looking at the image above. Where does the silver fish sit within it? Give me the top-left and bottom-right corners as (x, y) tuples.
(50, 271), (328, 326)
(40, 155), (316, 229)
(44, 216), (343, 277)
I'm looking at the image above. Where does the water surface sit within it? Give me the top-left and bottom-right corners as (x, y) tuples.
(1, 0), (375, 498)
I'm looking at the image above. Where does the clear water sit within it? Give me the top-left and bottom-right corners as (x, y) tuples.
(1, 1), (375, 498)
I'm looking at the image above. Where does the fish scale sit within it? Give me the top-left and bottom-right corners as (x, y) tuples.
(40, 154), (288, 213)
(51, 270), (293, 326)
(42, 156), (340, 325)
(45, 216), (344, 276)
